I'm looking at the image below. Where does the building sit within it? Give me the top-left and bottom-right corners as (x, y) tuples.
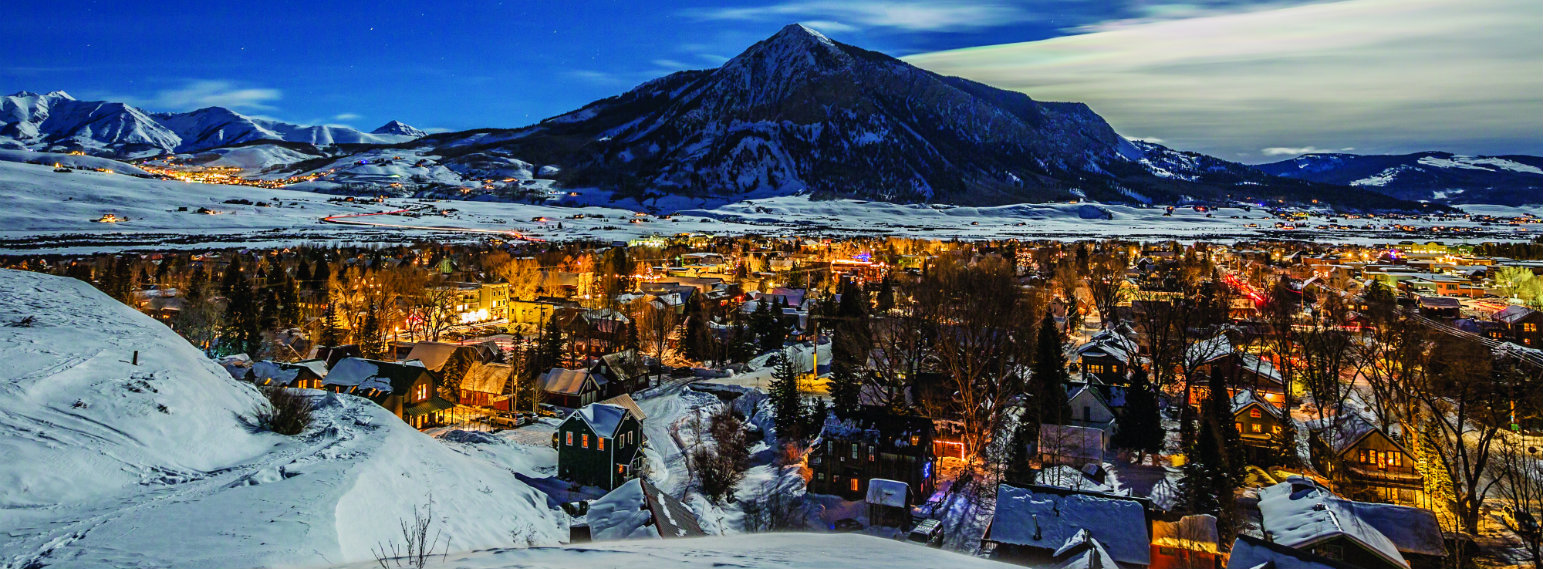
(459, 361), (512, 408)
(1231, 390), (1285, 463)
(1075, 325), (1140, 384)
(444, 281), (511, 324)
(807, 408), (937, 502)
(1226, 536), (1357, 569)
(1186, 335), (1286, 406)
(983, 484), (1152, 569)
(248, 359), (328, 389)
(554, 402), (645, 490)
(323, 358), (452, 428)
(1310, 418), (1424, 505)
(1257, 478), (1445, 569)
(1067, 383), (1119, 433)
(1150, 515), (1219, 569)
(1493, 305), (1543, 347)
(540, 368), (604, 408)
(865, 478), (912, 529)
(1038, 423), (1108, 468)
(591, 350), (650, 397)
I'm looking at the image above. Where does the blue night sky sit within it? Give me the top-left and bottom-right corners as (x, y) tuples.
(3, 0), (1538, 160)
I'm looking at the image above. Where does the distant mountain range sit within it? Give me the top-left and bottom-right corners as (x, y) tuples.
(0, 90), (422, 156)
(4, 25), (1535, 210)
(1256, 152), (1543, 205)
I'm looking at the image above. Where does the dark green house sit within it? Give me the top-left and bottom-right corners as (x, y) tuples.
(554, 402), (645, 490)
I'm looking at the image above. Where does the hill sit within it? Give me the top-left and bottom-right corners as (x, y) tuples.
(1257, 152), (1543, 205)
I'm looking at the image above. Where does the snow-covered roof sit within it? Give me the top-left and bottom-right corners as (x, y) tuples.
(403, 341), (461, 372)
(865, 478), (910, 508)
(1186, 334), (1234, 367)
(1048, 530), (1120, 569)
(461, 362), (511, 394)
(1316, 415), (1406, 457)
(569, 403), (629, 437)
(1257, 479), (1410, 569)
(1152, 514), (1219, 553)
(541, 368), (593, 396)
(1227, 535), (1353, 569)
(1239, 352), (1284, 384)
(249, 360), (326, 386)
(585, 479), (655, 540)
(1494, 304), (1537, 324)
(323, 358), (426, 394)
(1076, 328), (1139, 362)
(598, 393), (646, 422)
(1231, 390), (1282, 419)
(1352, 501), (1446, 557)
(987, 484), (1150, 566)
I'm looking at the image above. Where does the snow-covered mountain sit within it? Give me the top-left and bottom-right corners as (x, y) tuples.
(372, 120), (427, 137)
(0, 269), (564, 569)
(1257, 151), (1543, 205)
(0, 90), (421, 157)
(421, 24), (1403, 209)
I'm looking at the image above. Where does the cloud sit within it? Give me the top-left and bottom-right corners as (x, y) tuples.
(905, 0), (1543, 160)
(1262, 146), (1331, 157)
(135, 80), (282, 111)
(333, 113), (362, 121)
(685, 1), (1038, 33)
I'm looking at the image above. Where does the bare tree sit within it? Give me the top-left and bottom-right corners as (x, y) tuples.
(1413, 341), (1520, 534)
(1493, 434), (1543, 565)
(372, 495), (449, 569)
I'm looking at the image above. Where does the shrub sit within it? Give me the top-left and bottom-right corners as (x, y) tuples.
(255, 386), (313, 435)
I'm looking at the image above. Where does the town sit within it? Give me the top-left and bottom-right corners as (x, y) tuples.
(5, 233), (1539, 569)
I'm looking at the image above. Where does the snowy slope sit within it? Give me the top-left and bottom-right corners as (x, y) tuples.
(333, 533), (1014, 569)
(0, 148), (151, 175)
(372, 120), (427, 138)
(0, 269), (564, 569)
(1257, 151), (1543, 205)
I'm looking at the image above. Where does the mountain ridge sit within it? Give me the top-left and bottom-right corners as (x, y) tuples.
(1257, 151), (1543, 205)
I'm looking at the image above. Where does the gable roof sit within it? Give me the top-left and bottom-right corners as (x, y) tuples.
(866, 478), (910, 508)
(403, 341), (463, 372)
(1227, 535), (1361, 569)
(598, 393), (647, 422)
(461, 362), (512, 394)
(1186, 334), (1235, 367)
(1049, 530), (1121, 569)
(987, 484), (1150, 566)
(1318, 416), (1410, 458)
(324, 358), (429, 394)
(1232, 390), (1283, 419)
(1495, 304), (1538, 324)
(567, 403), (630, 437)
(541, 368), (595, 396)
(1257, 479), (1410, 569)
(596, 350), (648, 382)
(586, 478), (706, 540)
(1153, 515), (1219, 553)
(250, 359), (327, 386)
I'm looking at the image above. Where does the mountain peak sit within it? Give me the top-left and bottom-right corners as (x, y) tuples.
(44, 90), (75, 100)
(372, 120), (426, 137)
(775, 23), (834, 45)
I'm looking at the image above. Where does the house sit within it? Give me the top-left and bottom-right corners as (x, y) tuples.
(1150, 515), (1220, 569)
(310, 344), (361, 369)
(1038, 423), (1108, 468)
(554, 402), (645, 491)
(1186, 335), (1286, 406)
(807, 408), (937, 502)
(1232, 390), (1286, 463)
(540, 368), (604, 408)
(1493, 305), (1543, 347)
(1416, 296), (1460, 320)
(459, 361), (511, 408)
(983, 484), (1152, 569)
(865, 478), (912, 529)
(1226, 535), (1358, 569)
(1310, 418), (1424, 505)
(1067, 383), (1119, 433)
(402, 341), (495, 373)
(1052, 530), (1124, 569)
(1076, 325), (1140, 384)
(582, 478), (705, 540)
(248, 359), (328, 389)
(597, 393), (647, 423)
(323, 358), (452, 428)
(591, 349), (649, 397)
(1258, 478), (1445, 569)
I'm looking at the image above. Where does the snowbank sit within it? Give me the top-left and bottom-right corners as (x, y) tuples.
(0, 269), (563, 569)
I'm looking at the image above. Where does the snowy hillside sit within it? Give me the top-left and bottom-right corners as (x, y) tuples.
(332, 533), (1014, 569)
(1257, 151), (1543, 205)
(0, 269), (564, 569)
(0, 148), (151, 175)
(372, 120), (428, 137)
(0, 90), (418, 157)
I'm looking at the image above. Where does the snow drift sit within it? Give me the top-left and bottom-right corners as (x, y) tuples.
(0, 269), (563, 569)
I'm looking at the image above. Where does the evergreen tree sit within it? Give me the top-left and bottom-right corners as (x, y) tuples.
(220, 260), (261, 356)
(624, 320), (641, 352)
(1180, 401), (1238, 543)
(1207, 374), (1246, 483)
(828, 280), (870, 418)
(538, 315), (564, 370)
(186, 264), (208, 302)
(875, 275), (894, 312)
(728, 320), (755, 363)
(1003, 417), (1037, 486)
(1112, 367), (1165, 464)
(295, 259), (312, 289)
(1029, 311), (1073, 427)
(311, 259), (331, 291)
(682, 298), (713, 363)
(753, 298), (782, 353)
(360, 302), (385, 359)
(276, 275), (300, 327)
(768, 349), (805, 442)
(806, 397), (829, 437)
(318, 302), (343, 347)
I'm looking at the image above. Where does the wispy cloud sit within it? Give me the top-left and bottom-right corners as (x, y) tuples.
(132, 80), (282, 111)
(906, 0), (1543, 160)
(684, 1), (1037, 33)
(333, 112), (361, 121)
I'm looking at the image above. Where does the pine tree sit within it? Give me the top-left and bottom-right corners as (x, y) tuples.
(1113, 367), (1165, 464)
(624, 320), (641, 352)
(220, 260), (261, 357)
(768, 349), (805, 442)
(753, 298), (781, 353)
(1207, 373), (1246, 483)
(186, 264), (208, 302)
(683, 298), (712, 363)
(875, 275), (894, 312)
(276, 275), (300, 327)
(311, 259), (331, 291)
(538, 315), (564, 370)
(806, 397), (829, 436)
(828, 280), (869, 418)
(360, 302), (384, 359)
(728, 320), (755, 363)
(319, 302), (343, 347)
(295, 259), (312, 289)
(1029, 311), (1073, 427)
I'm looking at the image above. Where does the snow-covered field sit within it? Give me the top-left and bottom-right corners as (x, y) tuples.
(1, 157), (1538, 255)
(0, 269), (564, 569)
(332, 533), (1012, 569)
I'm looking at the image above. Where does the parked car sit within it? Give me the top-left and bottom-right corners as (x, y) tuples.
(831, 518), (863, 533)
(1501, 505), (1539, 537)
(908, 519), (943, 547)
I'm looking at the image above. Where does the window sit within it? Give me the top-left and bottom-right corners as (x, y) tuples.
(413, 383), (429, 402)
(1249, 408), (1262, 419)
(850, 478), (859, 492)
(617, 464), (625, 474)
(598, 437), (606, 451)
(851, 443), (858, 460)
(1251, 423), (1263, 433)
(1272, 425), (1282, 434)
(1526, 323), (1538, 333)
(1088, 364), (1105, 375)
(868, 447), (876, 462)
(817, 472), (824, 481)
(582, 434), (589, 449)
(1083, 406), (1092, 422)
(566, 432), (572, 446)
(1236, 422), (1245, 433)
